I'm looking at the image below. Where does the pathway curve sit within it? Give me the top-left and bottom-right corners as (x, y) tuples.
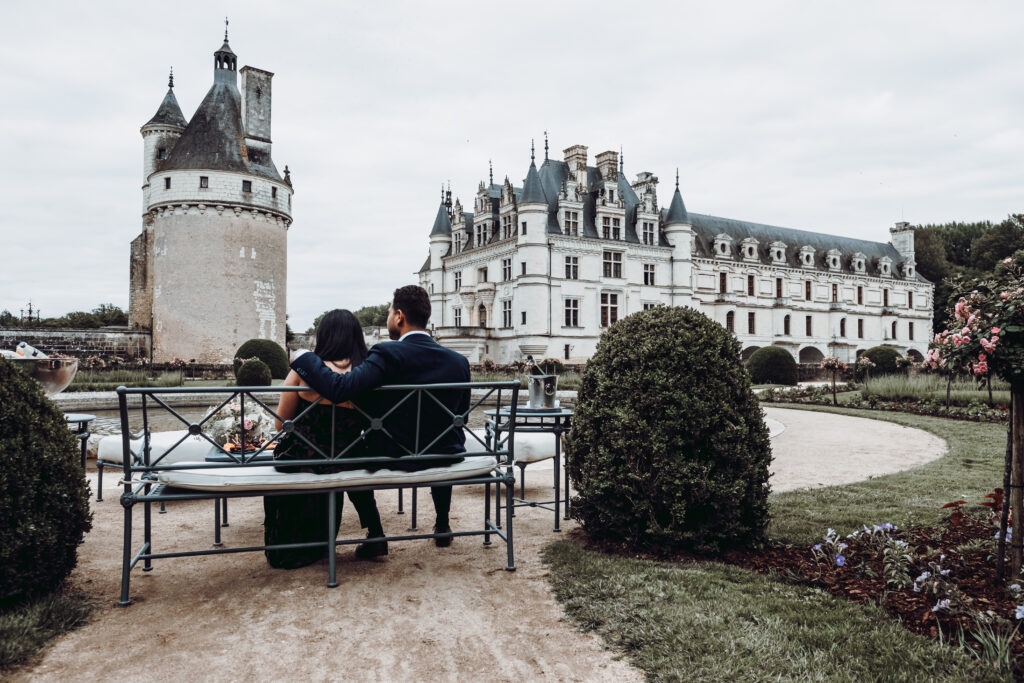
(16, 407), (946, 681)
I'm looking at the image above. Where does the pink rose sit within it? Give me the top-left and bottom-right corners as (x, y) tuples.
(244, 419), (253, 430)
(979, 352), (987, 362)
(1005, 257), (1013, 264)
(993, 327), (1001, 335)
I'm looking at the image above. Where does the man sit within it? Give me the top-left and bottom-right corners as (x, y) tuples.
(290, 285), (471, 555)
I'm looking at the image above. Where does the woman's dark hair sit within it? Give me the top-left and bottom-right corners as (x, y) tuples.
(313, 309), (368, 367)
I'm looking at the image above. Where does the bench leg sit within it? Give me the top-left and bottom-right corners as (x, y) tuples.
(411, 488), (418, 531)
(213, 498), (222, 547)
(505, 469), (516, 572)
(119, 498), (133, 606)
(143, 485), (153, 572)
(397, 488), (404, 514)
(221, 497), (229, 527)
(96, 461), (104, 502)
(483, 481), (492, 546)
(519, 463), (526, 500)
(327, 491), (338, 588)
(553, 438), (561, 533)
(160, 500), (166, 514)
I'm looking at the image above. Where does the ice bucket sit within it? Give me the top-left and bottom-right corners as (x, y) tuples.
(527, 374), (558, 409)
(9, 357), (79, 396)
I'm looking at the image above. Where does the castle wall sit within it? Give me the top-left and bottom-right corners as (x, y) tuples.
(148, 205), (287, 363)
(144, 169), (291, 219)
(128, 226), (153, 330)
(0, 329), (151, 359)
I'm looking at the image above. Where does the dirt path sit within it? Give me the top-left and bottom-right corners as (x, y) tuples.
(15, 407), (946, 681)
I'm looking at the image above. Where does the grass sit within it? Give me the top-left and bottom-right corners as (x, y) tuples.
(544, 405), (1012, 680)
(470, 370), (583, 391)
(67, 369), (184, 392)
(0, 591), (94, 672)
(863, 374), (1011, 408)
(543, 542), (1001, 682)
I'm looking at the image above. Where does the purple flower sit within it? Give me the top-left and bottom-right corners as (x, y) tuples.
(834, 554), (846, 567)
(812, 544), (822, 552)
(932, 599), (951, 613)
(1015, 605), (1024, 620)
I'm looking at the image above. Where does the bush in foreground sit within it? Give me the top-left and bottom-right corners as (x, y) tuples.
(234, 339), (288, 379)
(565, 307), (772, 554)
(235, 358), (272, 386)
(745, 346), (798, 386)
(0, 360), (92, 606)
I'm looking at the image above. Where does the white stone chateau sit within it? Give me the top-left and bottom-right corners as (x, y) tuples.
(420, 140), (932, 365)
(130, 28), (292, 363)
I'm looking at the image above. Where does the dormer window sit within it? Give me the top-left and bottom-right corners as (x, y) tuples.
(903, 259), (915, 278)
(740, 238), (759, 262)
(769, 241), (787, 265)
(714, 234), (734, 259)
(799, 246), (815, 268)
(878, 256), (893, 278)
(852, 252), (866, 274)
(826, 249), (842, 271)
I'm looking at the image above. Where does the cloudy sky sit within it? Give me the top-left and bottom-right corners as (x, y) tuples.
(1, 2), (1021, 331)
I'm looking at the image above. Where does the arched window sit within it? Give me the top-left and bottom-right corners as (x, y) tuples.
(725, 311), (735, 333)
(891, 321), (897, 339)
(784, 315), (791, 336)
(840, 318), (847, 337)
(478, 304), (487, 328)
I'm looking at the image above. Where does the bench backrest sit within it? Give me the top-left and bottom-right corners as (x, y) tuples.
(116, 381), (520, 476)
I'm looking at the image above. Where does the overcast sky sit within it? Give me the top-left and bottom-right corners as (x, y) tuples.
(1, 2), (1021, 331)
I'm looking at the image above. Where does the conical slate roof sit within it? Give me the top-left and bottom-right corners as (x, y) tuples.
(520, 161), (546, 204)
(144, 87), (188, 129)
(665, 186), (688, 224)
(430, 201), (452, 236)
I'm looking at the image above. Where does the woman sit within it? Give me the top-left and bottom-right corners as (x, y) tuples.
(264, 309), (385, 569)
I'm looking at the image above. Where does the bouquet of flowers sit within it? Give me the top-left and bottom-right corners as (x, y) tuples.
(205, 402), (274, 450)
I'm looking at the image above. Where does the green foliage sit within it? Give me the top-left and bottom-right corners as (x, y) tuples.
(0, 359), (92, 606)
(745, 346), (798, 386)
(233, 339), (288, 379)
(353, 303), (390, 327)
(63, 311), (101, 329)
(970, 215), (1024, 272)
(91, 304), (128, 326)
(0, 310), (18, 327)
(0, 591), (94, 670)
(862, 346), (905, 376)
(235, 358), (272, 386)
(67, 369), (184, 393)
(565, 307), (771, 554)
(913, 228), (951, 282)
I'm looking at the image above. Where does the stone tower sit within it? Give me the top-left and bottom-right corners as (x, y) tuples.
(130, 27), (293, 363)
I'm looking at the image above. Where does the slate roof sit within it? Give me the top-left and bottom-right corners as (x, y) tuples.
(430, 201), (452, 236)
(520, 162), (545, 204)
(144, 88), (188, 129)
(665, 186), (688, 225)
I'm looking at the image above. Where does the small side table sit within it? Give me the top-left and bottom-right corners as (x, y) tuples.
(486, 406), (573, 532)
(64, 413), (96, 470)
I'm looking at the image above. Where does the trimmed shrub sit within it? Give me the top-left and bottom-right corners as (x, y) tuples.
(234, 339), (288, 379)
(565, 307), (772, 554)
(0, 359), (92, 606)
(235, 358), (272, 386)
(862, 346), (906, 376)
(745, 345), (798, 386)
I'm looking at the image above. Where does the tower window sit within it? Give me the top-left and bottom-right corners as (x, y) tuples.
(242, 180), (252, 193)
(164, 177), (171, 190)
(747, 312), (756, 334)
(747, 275), (755, 296)
(157, 148), (167, 160)
(784, 315), (791, 335)
(272, 187), (277, 199)
(199, 176), (209, 188)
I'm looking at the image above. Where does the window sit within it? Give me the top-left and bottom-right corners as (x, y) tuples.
(502, 300), (512, 328)
(747, 312), (756, 334)
(565, 256), (579, 280)
(908, 291), (914, 308)
(831, 284), (838, 303)
(776, 278), (783, 298)
(520, 262), (526, 276)
(883, 289), (889, 307)
(272, 186), (277, 199)
(608, 189), (615, 202)
(642, 221), (655, 245)
(478, 304), (487, 328)
(602, 251), (622, 278)
(600, 293), (618, 327)
(157, 148), (167, 160)
(784, 315), (791, 335)
(891, 321), (897, 339)
(242, 180), (252, 193)
(564, 344), (571, 360)
(564, 298), (579, 327)
(858, 319), (864, 338)
(805, 315), (812, 336)
(453, 307), (462, 327)
(501, 215), (512, 239)
(602, 216), (610, 239)
(612, 218), (621, 240)
(805, 281), (812, 300)
(857, 286), (863, 305)
(720, 272), (728, 293)
(726, 311), (735, 333)
(478, 267), (487, 283)
(747, 275), (755, 296)
(643, 303), (658, 310)
(454, 271), (462, 290)
(521, 311), (526, 325)
(521, 221), (527, 235)
(909, 322), (914, 340)
(199, 176), (209, 188)
(164, 177), (171, 189)
(501, 258), (512, 281)
(564, 211), (579, 236)
(840, 318), (847, 337)
(644, 264), (656, 286)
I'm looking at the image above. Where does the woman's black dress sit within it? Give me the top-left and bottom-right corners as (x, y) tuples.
(263, 398), (367, 569)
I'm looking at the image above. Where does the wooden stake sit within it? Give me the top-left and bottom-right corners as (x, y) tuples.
(1011, 386), (1024, 578)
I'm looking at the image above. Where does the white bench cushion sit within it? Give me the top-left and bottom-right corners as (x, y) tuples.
(469, 429), (556, 464)
(98, 430), (213, 466)
(156, 456), (498, 492)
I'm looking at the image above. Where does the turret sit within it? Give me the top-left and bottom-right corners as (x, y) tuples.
(140, 69), (187, 186)
(518, 140), (547, 246)
(213, 21), (238, 87)
(662, 169), (694, 304)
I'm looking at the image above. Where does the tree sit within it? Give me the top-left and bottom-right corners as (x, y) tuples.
(64, 311), (102, 329)
(0, 310), (19, 328)
(354, 303), (389, 327)
(913, 228), (951, 283)
(92, 304), (128, 326)
(970, 215), (1024, 272)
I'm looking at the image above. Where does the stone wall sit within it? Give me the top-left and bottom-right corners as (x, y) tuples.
(0, 328), (151, 359)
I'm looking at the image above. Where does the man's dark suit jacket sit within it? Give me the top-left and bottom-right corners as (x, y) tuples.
(290, 333), (471, 470)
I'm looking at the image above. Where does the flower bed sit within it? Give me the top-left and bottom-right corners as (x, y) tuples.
(760, 385), (1008, 423)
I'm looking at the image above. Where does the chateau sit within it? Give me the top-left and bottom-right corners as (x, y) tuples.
(129, 27), (293, 363)
(420, 140), (932, 365)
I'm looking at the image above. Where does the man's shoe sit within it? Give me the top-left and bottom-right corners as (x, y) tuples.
(354, 534), (388, 559)
(434, 523), (453, 547)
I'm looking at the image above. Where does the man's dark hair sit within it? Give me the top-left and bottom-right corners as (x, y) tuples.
(393, 285), (431, 328)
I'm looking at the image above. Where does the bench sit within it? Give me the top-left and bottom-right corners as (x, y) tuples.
(115, 381), (520, 606)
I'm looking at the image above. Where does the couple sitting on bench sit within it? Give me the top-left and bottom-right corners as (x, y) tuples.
(266, 285), (469, 569)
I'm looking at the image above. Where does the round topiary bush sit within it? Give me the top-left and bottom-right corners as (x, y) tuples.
(0, 359), (92, 606)
(745, 345), (798, 386)
(235, 358), (272, 386)
(862, 346), (906, 376)
(234, 339), (288, 380)
(565, 307), (772, 554)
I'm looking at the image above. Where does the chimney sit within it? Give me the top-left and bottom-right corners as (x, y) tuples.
(595, 150), (619, 180)
(240, 66), (273, 160)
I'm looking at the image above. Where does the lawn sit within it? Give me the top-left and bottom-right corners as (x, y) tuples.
(0, 592), (94, 671)
(544, 406), (1012, 681)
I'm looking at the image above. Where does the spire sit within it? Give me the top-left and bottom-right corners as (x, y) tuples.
(224, 16), (229, 42)
(675, 168), (679, 189)
(665, 169), (688, 225)
(619, 146), (624, 174)
(520, 143), (545, 205)
(431, 195), (453, 236)
(544, 131), (549, 161)
(169, 67), (174, 89)
(143, 70), (188, 129)
(489, 159), (493, 186)
(214, 19), (237, 83)
(530, 138), (535, 163)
